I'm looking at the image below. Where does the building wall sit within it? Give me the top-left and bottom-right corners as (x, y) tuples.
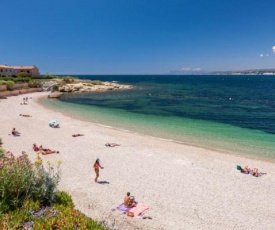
(0, 66), (13, 76)
(0, 64), (40, 77)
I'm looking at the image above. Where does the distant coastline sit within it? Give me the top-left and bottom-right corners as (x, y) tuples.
(212, 69), (275, 75)
(169, 68), (275, 75)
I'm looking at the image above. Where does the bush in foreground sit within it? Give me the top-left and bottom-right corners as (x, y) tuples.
(0, 150), (105, 229)
(0, 152), (60, 213)
(0, 204), (105, 230)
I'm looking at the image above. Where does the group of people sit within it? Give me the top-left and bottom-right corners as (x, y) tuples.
(240, 165), (266, 177)
(93, 159), (137, 208)
(33, 143), (59, 155)
(20, 97), (28, 105)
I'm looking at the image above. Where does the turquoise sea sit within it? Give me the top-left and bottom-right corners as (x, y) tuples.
(39, 75), (275, 161)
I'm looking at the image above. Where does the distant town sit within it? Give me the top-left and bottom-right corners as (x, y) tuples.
(170, 68), (275, 75)
(213, 69), (275, 75)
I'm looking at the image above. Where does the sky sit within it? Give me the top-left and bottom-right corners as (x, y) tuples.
(1, 0), (275, 74)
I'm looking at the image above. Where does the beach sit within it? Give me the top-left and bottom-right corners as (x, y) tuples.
(1, 92), (275, 230)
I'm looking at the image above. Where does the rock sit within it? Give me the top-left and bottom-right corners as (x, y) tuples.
(42, 79), (133, 94)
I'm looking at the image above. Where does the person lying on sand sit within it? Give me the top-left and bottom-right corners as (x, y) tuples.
(50, 123), (60, 128)
(11, 128), (21, 136)
(33, 144), (59, 155)
(240, 165), (251, 174)
(72, 134), (84, 137)
(20, 102), (28, 105)
(252, 168), (267, 177)
(19, 114), (32, 117)
(105, 143), (120, 147)
(33, 143), (44, 151)
(41, 150), (59, 155)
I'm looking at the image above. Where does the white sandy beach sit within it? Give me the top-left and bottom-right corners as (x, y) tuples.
(1, 92), (275, 230)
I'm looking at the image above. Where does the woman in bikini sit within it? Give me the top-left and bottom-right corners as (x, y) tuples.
(93, 158), (104, 183)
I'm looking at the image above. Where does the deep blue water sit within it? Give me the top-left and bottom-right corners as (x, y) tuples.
(66, 75), (275, 135)
(41, 75), (275, 160)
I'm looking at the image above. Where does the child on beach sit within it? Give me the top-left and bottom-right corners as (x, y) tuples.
(93, 158), (104, 183)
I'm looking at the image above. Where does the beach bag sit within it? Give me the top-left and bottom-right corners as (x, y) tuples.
(127, 211), (134, 217)
(236, 165), (242, 170)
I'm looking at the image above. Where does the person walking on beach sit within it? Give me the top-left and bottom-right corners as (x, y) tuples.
(93, 158), (104, 183)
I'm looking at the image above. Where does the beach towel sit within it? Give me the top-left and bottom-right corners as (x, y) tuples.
(116, 203), (132, 212)
(129, 203), (149, 217)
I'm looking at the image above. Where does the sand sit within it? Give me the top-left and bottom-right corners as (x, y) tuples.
(1, 92), (275, 230)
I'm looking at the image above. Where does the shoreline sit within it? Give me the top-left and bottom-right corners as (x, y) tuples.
(1, 92), (275, 229)
(38, 94), (275, 164)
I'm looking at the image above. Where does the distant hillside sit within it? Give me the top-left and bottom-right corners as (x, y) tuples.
(212, 69), (275, 75)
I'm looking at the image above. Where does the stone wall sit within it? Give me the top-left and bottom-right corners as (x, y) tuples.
(0, 85), (7, 91)
(0, 88), (43, 98)
(13, 83), (29, 89)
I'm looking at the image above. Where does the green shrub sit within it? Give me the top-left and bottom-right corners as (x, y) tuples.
(90, 80), (103, 85)
(14, 77), (31, 83)
(28, 80), (41, 88)
(5, 80), (14, 90)
(0, 153), (61, 213)
(42, 73), (57, 79)
(62, 76), (76, 83)
(54, 191), (74, 208)
(0, 76), (14, 82)
(16, 72), (31, 78)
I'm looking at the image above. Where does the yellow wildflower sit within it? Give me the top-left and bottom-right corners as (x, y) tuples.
(47, 160), (51, 165)
(57, 160), (62, 165)
(34, 159), (42, 165)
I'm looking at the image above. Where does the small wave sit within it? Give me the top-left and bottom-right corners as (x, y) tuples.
(97, 124), (113, 128)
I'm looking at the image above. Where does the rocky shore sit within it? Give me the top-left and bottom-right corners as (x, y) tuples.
(41, 79), (133, 93)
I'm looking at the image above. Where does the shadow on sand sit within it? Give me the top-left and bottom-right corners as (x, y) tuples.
(98, 181), (110, 185)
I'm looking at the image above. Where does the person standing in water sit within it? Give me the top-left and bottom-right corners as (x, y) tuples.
(93, 158), (104, 183)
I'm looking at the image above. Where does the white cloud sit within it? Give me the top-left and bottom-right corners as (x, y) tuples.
(260, 54), (264, 57)
(181, 67), (202, 71)
(266, 54), (269, 57)
(272, 46), (275, 52)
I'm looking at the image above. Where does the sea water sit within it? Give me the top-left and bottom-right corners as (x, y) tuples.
(39, 75), (275, 161)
